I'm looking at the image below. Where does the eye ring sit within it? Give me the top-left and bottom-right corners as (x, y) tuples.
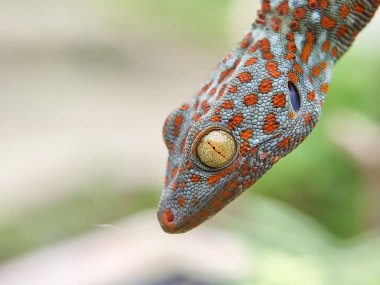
(288, 81), (301, 112)
(191, 127), (238, 171)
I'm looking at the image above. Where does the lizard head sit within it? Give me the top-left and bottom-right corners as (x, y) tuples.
(158, 31), (328, 233)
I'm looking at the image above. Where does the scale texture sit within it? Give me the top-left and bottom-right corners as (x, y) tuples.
(158, 0), (379, 233)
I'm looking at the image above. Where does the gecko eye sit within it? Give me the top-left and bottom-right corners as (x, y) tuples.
(288, 81), (301, 112)
(195, 129), (237, 169)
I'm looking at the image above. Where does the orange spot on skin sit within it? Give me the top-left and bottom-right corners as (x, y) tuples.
(277, 1), (289, 15)
(229, 85), (238, 94)
(321, 15), (336, 29)
(321, 61), (327, 69)
(289, 111), (295, 119)
(244, 94), (258, 106)
(216, 84), (227, 100)
(266, 61), (282, 78)
(211, 199), (223, 209)
(272, 156), (281, 164)
(191, 174), (201, 183)
(218, 70), (229, 83)
(186, 161), (193, 170)
(240, 129), (253, 140)
(259, 78), (273, 94)
(256, 17), (267, 26)
(332, 46), (338, 58)
(287, 42), (297, 53)
(263, 114), (279, 134)
(319, 0), (328, 9)
(240, 141), (250, 155)
(286, 32), (295, 42)
(240, 163), (250, 176)
(293, 63), (303, 74)
(273, 93), (286, 107)
(233, 58), (241, 69)
(178, 196), (186, 207)
(245, 57), (258, 66)
(340, 4), (350, 18)
(201, 100), (210, 113)
(354, 4), (365, 13)
(322, 40), (330, 52)
(289, 72), (299, 83)
(285, 53), (295, 60)
(228, 113), (244, 129)
(180, 104), (189, 111)
(237, 72), (253, 83)
(173, 115), (183, 137)
(193, 114), (201, 122)
(294, 7), (307, 20)
(209, 88), (217, 96)
(197, 83), (211, 97)
(304, 113), (313, 125)
(279, 137), (291, 148)
(271, 17), (282, 32)
(211, 115), (221, 122)
(228, 180), (238, 189)
(248, 42), (260, 53)
(222, 100), (234, 109)
(171, 167), (178, 179)
(311, 66), (321, 76)
(263, 53), (274, 60)
(261, 38), (271, 53)
(249, 147), (259, 156)
(337, 25), (348, 38)
(262, 0), (271, 13)
(198, 209), (211, 220)
(301, 32), (314, 63)
(308, 0), (318, 9)
(307, 90), (316, 101)
(290, 20), (299, 31)
(240, 32), (252, 49)
(321, 83), (329, 94)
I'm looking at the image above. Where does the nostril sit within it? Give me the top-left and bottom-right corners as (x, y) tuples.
(164, 208), (175, 223)
(158, 208), (177, 233)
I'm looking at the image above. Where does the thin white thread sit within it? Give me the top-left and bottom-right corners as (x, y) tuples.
(92, 219), (156, 233)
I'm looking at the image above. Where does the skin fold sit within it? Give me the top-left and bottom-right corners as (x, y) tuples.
(158, 0), (379, 233)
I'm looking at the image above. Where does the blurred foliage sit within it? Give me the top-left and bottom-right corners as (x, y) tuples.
(224, 196), (380, 285)
(115, 0), (232, 44)
(0, 183), (159, 261)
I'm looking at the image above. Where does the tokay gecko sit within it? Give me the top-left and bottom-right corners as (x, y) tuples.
(158, 0), (379, 233)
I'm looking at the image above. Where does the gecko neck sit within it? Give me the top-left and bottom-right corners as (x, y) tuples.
(254, 0), (379, 61)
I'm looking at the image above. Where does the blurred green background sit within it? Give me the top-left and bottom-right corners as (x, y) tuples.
(0, 0), (379, 284)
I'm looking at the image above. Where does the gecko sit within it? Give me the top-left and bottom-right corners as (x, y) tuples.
(157, 0), (379, 233)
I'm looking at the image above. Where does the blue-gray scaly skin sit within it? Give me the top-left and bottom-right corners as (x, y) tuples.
(158, 0), (379, 233)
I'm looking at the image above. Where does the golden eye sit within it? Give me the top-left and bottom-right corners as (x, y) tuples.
(196, 129), (237, 169)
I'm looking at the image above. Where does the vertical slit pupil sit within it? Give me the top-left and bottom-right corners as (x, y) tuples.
(288, 81), (301, 112)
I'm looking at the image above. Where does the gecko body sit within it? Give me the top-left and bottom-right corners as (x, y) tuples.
(158, 0), (379, 233)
